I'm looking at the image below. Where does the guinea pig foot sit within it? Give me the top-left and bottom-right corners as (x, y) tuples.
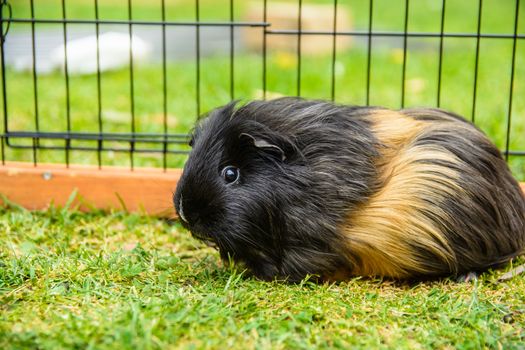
(498, 264), (525, 281)
(456, 271), (478, 283)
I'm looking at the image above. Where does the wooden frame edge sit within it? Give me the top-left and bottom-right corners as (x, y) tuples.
(0, 162), (180, 217)
(0, 162), (524, 218)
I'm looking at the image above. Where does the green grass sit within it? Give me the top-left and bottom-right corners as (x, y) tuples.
(0, 203), (524, 349)
(3, 44), (525, 177)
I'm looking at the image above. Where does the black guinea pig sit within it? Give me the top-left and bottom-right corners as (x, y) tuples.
(173, 97), (525, 282)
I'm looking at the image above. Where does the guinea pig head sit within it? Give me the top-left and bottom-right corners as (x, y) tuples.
(173, 102), (297, 279)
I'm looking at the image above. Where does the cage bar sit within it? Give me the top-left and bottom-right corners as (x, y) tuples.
(161, 0), (168, 171)
(471, 0), (483, 122)
(400, 0), (410, 108)
(505, 0), (521, 162)
(263, 30), (525, 39)
(366, 0), (373, 106)
(195, 0), (201, 117)
(5, 18), (269, 27)
(29, 0), (38, 166)
(229, 0), (235, 100)
(127, 0), (136, 170)
(436, 0), (446, 108)
(94, 0), (103, 169)
(296, 0), (302, 97)
(262, 0), (268, 100)
(330, 0), (338, 101)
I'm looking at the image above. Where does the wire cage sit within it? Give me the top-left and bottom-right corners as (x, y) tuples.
(0, 0), (524, 179)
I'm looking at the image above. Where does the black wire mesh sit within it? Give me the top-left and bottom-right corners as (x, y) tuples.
(0, 0), (523, 176)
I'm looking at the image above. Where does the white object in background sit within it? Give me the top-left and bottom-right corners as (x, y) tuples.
(50, 32), (152, 75)
(13, 32), (152, 75)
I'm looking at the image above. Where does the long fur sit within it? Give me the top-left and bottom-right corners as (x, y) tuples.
(174, 98), (525, 282)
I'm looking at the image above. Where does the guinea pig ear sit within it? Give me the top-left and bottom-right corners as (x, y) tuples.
(239, 132), (287, 162)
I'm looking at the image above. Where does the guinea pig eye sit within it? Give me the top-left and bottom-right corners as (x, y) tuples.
(222, 166), (240, 184)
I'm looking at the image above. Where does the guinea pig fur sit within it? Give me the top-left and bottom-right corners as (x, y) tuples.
(173, 97), (525, 282)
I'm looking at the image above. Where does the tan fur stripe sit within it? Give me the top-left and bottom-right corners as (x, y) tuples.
(342, 111), (462, 278)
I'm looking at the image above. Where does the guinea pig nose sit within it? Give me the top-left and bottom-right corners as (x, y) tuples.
(178, 195), (188, 223)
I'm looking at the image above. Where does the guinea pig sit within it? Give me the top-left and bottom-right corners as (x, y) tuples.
(173, 97), (525, 282)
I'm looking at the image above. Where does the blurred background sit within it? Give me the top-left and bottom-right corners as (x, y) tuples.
(2, 0), (524, 179)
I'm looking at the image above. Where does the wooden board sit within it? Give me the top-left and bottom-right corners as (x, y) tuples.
(0, 162), (180, 217)
(0, 162), (524, 217)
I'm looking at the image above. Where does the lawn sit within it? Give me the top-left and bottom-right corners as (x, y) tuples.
(1, 203), (524, 349)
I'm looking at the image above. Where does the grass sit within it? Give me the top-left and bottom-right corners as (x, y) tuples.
(4, 45), (525, 177)
(0, 203), (524, 349)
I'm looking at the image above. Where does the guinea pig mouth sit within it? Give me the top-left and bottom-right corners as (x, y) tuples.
(191, 231), (218, 249)
(203, 240), (218, 249)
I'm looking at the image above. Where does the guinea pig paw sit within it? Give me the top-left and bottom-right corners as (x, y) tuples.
(456, 271), (478, 283)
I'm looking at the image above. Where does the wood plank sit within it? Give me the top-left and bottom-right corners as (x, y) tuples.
(0, 162), (180, 217)
(0, 162), (524, 217)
